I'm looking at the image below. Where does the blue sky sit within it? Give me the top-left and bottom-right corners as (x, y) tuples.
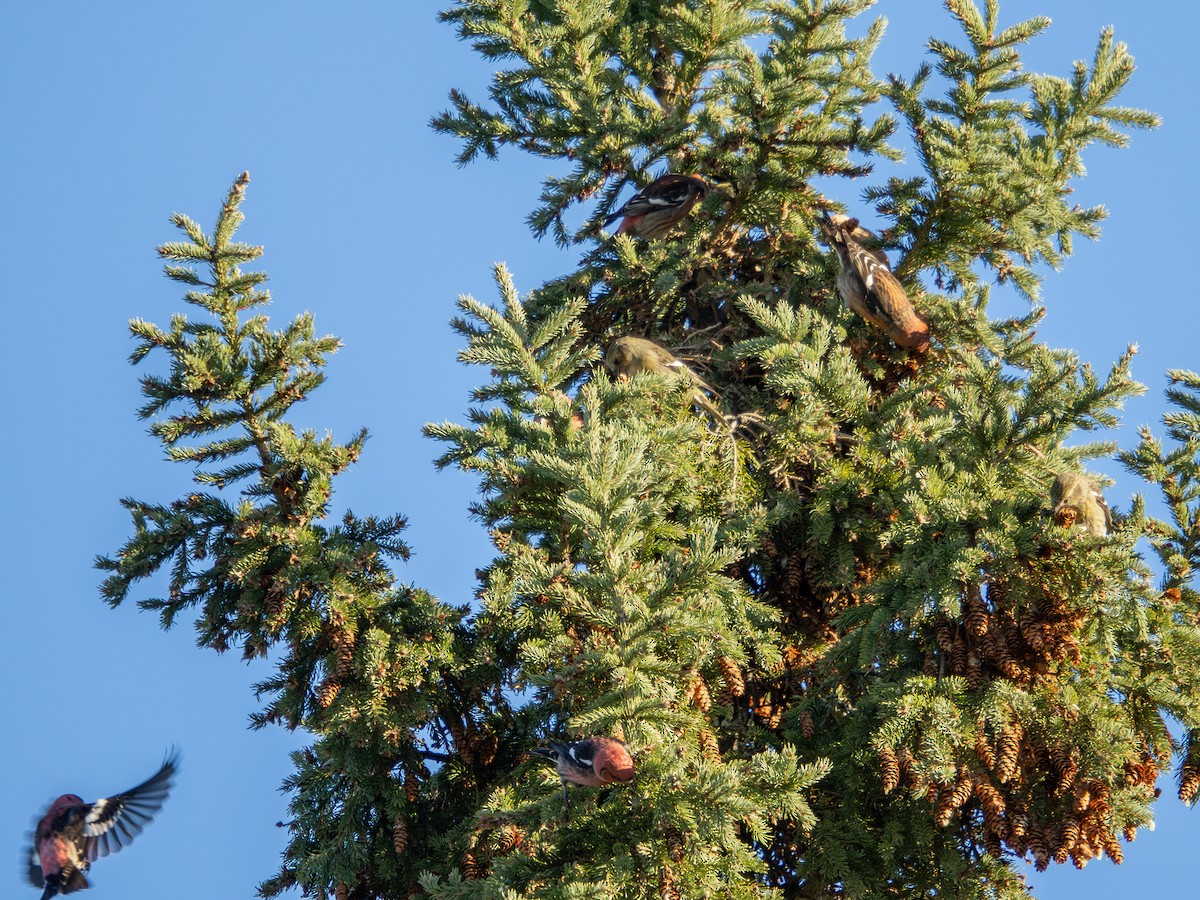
(0, 2), (1193, 897)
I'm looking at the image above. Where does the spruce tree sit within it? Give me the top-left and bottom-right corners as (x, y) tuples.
(98, 2), (1200, 899)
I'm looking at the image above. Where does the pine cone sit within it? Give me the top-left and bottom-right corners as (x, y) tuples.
(995, 723), (1023, 783)
(984, 830), (1004, 859)
(699, 728), (720, 762)
(935, 618), (954, 651)
(495, 824), (524, 855)
(718, 656), (745, 697)
(462, 850), (481, 880)
(950, 768), (973, 809)
(964, 596), (988, 637)
(1061, 814), (1080, 850)
(934, 788), (956, 827)
(1028, 827), (1049, 871)
(393, 816), (408, 854)
(335, 883), (349, 900)
(878, 743), (900, 794)
(949, 637), (966, 675)
(974, 779), (1008, 839)
(659, 866), (682, 900)
(1103, 832), (1124, 864)
(966, 651), (982, 690)
(799, 708), (815, 740)
(664, 825), (685, 863)
(1179, 760), (1200, 804)
(975, 727), (996, 769)
(785, 554), (804, 597)
(334, 630), (355, 679)
(405, 771), (419, 803)
(692, 676), (713, 712)
(316, 676), (340, 708)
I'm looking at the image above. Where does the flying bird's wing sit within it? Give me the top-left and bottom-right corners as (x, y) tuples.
(23, 841), (45, 888)
(83, 750), (178, 862)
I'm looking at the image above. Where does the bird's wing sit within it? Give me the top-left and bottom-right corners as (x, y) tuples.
(1095, 489), (1113, 532)
(556, 742), (597, 778)
(23, 841), (45, 888)
(843, 238), (892, 296)
(606, 177), (699, 223)
(84, 751), (178, 861)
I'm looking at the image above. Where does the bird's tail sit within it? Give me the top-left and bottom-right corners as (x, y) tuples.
(50, 866), (89, 896)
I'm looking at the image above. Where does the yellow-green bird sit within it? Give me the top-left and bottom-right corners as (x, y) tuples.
(1051, 473), (1112, 537)
(603, 336), (724, 421)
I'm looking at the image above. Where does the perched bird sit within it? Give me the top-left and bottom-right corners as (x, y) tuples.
(1051, 473), (1112, 538)
(604, 173), (710, 239)
(532, 737), (635, 803)
(604, 335), (724, 421)
(25, 750), (179, 898)
(818, 212), (930, 351)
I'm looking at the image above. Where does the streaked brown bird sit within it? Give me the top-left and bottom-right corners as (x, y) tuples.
(604, 174), (710, 239)
(1051, 473), (1112, 537)
(603, 335), (724, 421)
(819, 212), (929, 351)
(25, 750), (178, 898)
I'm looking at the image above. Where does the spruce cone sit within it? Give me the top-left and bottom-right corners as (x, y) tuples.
(1028, 827), (1049, 871)
(995, 723), (1023, 783)
(692, 676), (713, 712)
(664, 825), (685, 863)
(1103, 833), (1124, 864)
(405, 771), (419, 803)
(964, 595), (988, 637)
(393, 816), (409, 854)
(1061, 814), (1080, 850)
(975, 727), (996, 769)
(984, 831), (1004, 859)
(334, 630), (355, 679)
(462, 850), (481, 880)
(974, 779), (1008, 839)
(496, 825), (524, 855)
(878, 743), (900, 794)
(335, 883), (349, 900)
(718, 657), (745, 697)
(316, 675), (340, 708)
(1179, 760), (1200, 804)
(699, 728), (720, 762)
(949, 637), (966, 675)
(799, 708), (815, 740)
(659, 866), (682, 900)
(934, 788), (956, 827)
(950, 768), (973, 809)
(785, 553), (804, 597)
(935, 618), (954, 651)
(966, 651), (982, 689)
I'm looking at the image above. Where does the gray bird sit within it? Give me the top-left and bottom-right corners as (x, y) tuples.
(1051, 473), (1112, 537)
(818, 213), (929, 351)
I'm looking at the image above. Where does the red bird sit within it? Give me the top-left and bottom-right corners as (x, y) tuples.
(25, 750), (178, 898)
(604, 174), (710, 239)
(532, 737), (635, 804)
